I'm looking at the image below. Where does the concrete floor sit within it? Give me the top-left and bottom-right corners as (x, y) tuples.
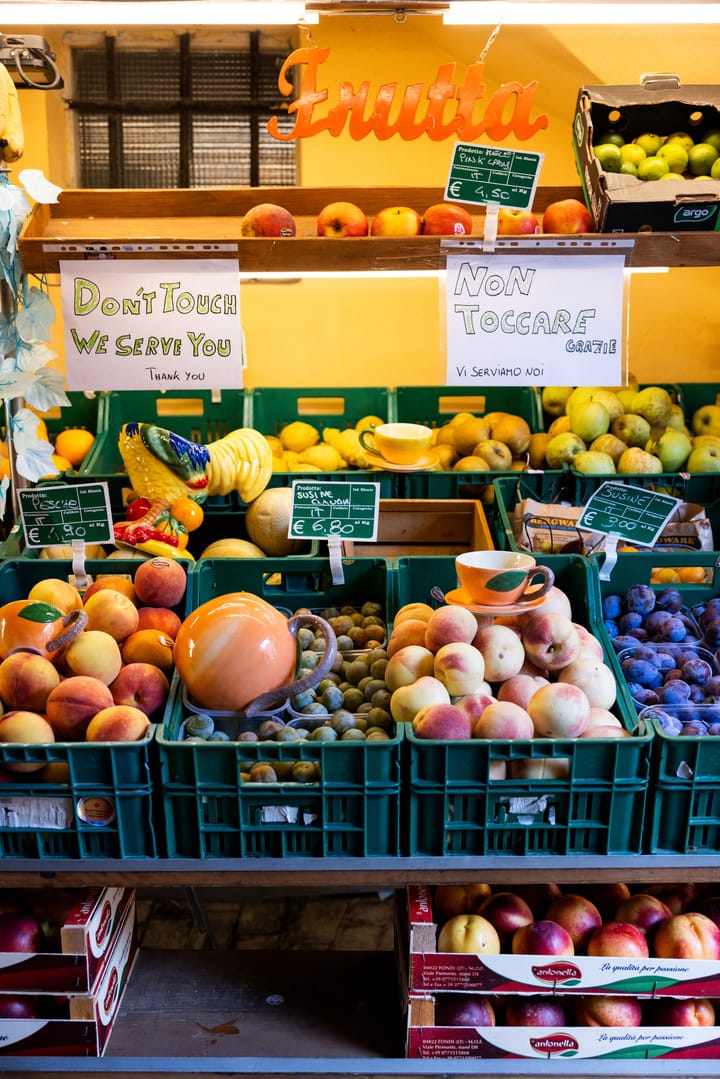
(135, 889), (396, 952)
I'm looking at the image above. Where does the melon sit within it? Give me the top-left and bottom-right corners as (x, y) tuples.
(245, 487), (305, 557)
(199, 538), (266, 559)
(39, 544), (107, 560)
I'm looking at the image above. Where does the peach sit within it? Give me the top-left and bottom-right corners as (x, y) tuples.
(387, 619), (430, 657)
(434, 884), (491, 920)
(505, 997), (567, 1026)
(653, 913), (720, 960)
(546, 893), (603, 951)
(497, 673), (549, 710)
(110, 662), (170, 717)
(0, 711), (55, 772)
(0, 653), (60, 712)
(384, 645), (435, 691)
(558, 657), (616, 709)
(133, 557), (187, 608)
(512, 919), (574, 956)
(136, 606), (182, 639)
(85, 704), (150, 743)
(511, 883), (561, 918)
(477, 892), (534, 945)
(587, 921), (649, 958)
(82, 589), (139, 642)
(528, 682), (590, 738)
(579, 883), (630, 920)
(614, 894), (672, 937)
(45, 676), (114, 740)
(518, 585), (572, 622)
(645, 883), (697, 914)
(455, 690), (495, 725)
(438, 914), (501, 954)
(648, 997), (715, 1026)
(435, 995), (495, 1027)
(573, 623), (604, 659)
(393, 602), (434, 625)
(471, 700), (534, 740)
(585, 707), (622, 731)
(240, 202), (296, 237)
(390, 675), (450, 724)
(424, 606), (478, 652)
(421, 203), (473, 237)
(521, 612), (581, 671)
(27, 578), (82, 614)
(433, 642), (486, 696)
(581, 725), (629, 739)
(473, 624), (525, 682)
(575, 995), (642, 1027)
(121, 629), (175, 672)
(412, 701), (472, 740)
(64, 630), (123, 684)
(508, 757), (570, 779)
(82, 575), (137, 605)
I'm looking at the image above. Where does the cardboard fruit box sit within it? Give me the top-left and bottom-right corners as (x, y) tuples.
(0, 896), (137, 1056)
(405, 994), (720, 1060)
(0, 887), (134, 994)
(573, 75), (720, 232)
(400, 886), (720, 998)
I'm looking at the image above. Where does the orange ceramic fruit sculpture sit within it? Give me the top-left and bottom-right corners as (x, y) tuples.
(173, 593), (338, 715)
(0, 600), (88, 662)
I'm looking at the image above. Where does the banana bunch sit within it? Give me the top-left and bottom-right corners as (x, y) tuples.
(0, 63), (23, 163)
(206, 427), (273, 502)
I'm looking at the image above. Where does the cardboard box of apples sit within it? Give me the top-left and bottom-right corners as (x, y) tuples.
(401, 882), (720, 1059)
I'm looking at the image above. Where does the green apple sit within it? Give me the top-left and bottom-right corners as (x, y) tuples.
(631, 386), (674, 427)
(617, 447), (663, 474)
(564, 386), (595, 413)
(544, 432), (587, 469)
(590, 433), (629, 464)
(574, 450), (616, 475)
(648, 428), (692, 472)
(687, 444), (720, 473)
(612, 413), (652, 448)
(692, 404), (720, 437)
(590, 389), (624, 424)
(568, 400), (611, 443)
(541, 386), (573, 417)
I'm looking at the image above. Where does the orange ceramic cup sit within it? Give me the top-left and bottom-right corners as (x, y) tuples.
(455, 551), (554, 606)
(358, 422), (433, 465)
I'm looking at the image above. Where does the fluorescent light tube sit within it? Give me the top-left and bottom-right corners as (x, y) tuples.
(444, 2), (720, 25)
(0, 1), (319, 26)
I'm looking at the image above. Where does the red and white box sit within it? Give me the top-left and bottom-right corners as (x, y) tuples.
(400, 885), (720, 998)
(0, 887), (134, 994)
(0, 897), (137, 1056)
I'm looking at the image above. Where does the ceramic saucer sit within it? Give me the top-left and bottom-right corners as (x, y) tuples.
(443, 588), (548, 615)
(363, 447), (441, 472)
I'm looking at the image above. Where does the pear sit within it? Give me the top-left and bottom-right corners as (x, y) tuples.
(617, 447), (663, 474)
(631, 386), (674, 428)
(590, 433), (628, 465)
(612, 413), (651, 448)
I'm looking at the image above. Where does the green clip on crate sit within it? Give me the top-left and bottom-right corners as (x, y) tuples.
(0, 556), (191, 859)
(246, 386), (397, 496)
(592, 550), (720, 855)
(393, 385), (543, 501)
(159, 553), (402, 857)
(394, 553), (651, 857)
(77, 389), (247, 511)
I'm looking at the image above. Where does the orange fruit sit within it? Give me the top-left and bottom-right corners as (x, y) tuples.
(170, 496), (204, 533)
(651, 568), (681, 584)
(121, 629), (175, 671)
(677, 565), (707, 584)
(54, 428), (95, 467)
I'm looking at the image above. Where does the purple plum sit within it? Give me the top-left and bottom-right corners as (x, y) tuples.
(626, 585), (656, 615)
(602, 595), (622, 621)
(656, 588), (683, 613)
(680, 721), (709, 736)
(621, 658), (663, 688)
(681, 657), (714, 685)
(604, 620), (619, 637)
(619, 612), (644, 633)
(661, 616), (690, 643)
(628, 628), (649, 642)
(645, 611), (672, 636)
(657, 681), (692, 704)
(688, 684), (708, 703)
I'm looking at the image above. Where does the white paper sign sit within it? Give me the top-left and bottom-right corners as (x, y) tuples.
(60, 259), (243, 391)
(446, 253), (625, 387)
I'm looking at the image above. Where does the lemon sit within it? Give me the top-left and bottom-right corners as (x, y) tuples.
(54, 428), (95, 467)
(299, 443), (345, 471)
(263, 433), (284, 457)
(704, 130), (720, 153)
(593, 143), (623, 172)
(657, 142), (688, 173)
(279, 420), (320, 453)
(666, 131), (695, 153)
(355, 415), (384, 432)
(619, 162), (638, 177)
(620, 143), (646, 168)
(635, 133), (662, 156)
(688, 143), (719, 177)
(637, 156), (670, 181)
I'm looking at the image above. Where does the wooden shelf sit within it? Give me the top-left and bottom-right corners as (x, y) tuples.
(19, 186), (720, 274)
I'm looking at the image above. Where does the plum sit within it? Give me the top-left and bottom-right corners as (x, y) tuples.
(602, 595), (622, 621)
(702, 619), (720, 648)
(654, 652), (676, 671)
(657, 681), (691, 704)
(644, 611), (672, 636)
(620, 658), (663, 689)
(680, 721), (709, 736)
(659, 617), (688, 643)
(613, 635), (642, 653)
(681, 657), (714, 685)
(688, 684), (708, 703)
(633, 687), (659, 706)
(604, 620), (619, 637)
(619, 612), (643, 633)
(627, 627), (649, 642)
(706, 676), (720, 696)
(656, 588), (683, 613)
(625, 585), (656, 615)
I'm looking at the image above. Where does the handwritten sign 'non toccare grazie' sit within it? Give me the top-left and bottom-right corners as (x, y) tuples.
(445, 253), (626, 388)
(60, 259), (243, 391)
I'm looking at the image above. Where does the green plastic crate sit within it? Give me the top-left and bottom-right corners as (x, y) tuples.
(676, 383), (720, 428)
(157, 677), (403, 858)
(494, 472), (720, 557)
(76, 389), (248, 510)
(246, 386), (397, 496)
(395, 554), (651, 857)
(394, 385), (543, 500)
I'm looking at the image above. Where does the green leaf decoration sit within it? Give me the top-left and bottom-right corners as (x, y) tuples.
(19, 601), (63, 624)
(487, 570), (528, 593)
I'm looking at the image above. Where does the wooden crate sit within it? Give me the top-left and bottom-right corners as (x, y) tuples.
(343, 498), (493, 557)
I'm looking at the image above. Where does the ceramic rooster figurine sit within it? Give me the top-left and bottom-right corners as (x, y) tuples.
(113, 421), (272, 559)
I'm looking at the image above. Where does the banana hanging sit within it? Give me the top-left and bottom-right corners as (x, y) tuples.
(0, 63), (23, 163)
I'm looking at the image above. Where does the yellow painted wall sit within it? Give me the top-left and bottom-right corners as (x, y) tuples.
(18, 16), (720, 389)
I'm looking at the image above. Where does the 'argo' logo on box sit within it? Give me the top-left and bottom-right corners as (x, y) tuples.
(673, 204), (718, 224)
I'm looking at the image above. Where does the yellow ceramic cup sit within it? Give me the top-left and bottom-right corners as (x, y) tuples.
(358, 422), (433, 465)
(455, 550), (555, 606)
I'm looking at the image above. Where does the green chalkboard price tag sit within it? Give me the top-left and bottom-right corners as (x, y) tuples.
(578, 482), (681, 548)
(19, 483), (113, 549)
(445, 143), (544, 211)
(289, 480), (380, 542)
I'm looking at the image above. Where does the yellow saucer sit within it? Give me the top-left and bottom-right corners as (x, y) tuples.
(363, 447), (441, 472)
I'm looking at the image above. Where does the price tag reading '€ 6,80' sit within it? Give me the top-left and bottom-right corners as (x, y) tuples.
(289, 480), (380, 542)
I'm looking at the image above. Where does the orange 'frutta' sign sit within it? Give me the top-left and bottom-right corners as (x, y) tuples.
(267, 47), (548, 143)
